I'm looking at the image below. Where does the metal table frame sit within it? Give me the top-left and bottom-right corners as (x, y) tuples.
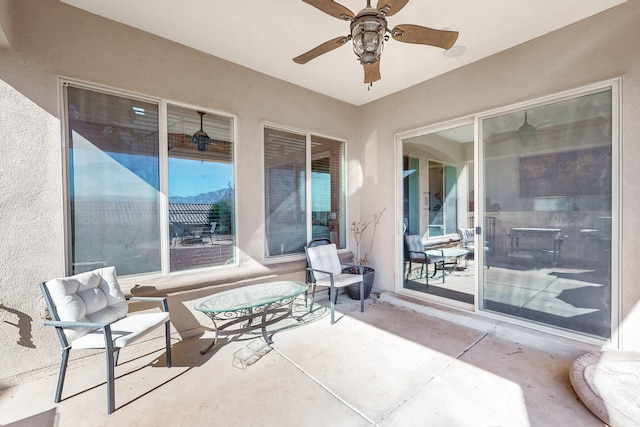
(194, 281), (308, 354)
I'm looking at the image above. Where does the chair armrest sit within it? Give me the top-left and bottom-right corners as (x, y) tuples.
(128, 296), (170, 312)
(306, 266), (334, 276)
(44, 320), (109, 329)
(408, 250), (428, 257)
(340, 262), (363, 274)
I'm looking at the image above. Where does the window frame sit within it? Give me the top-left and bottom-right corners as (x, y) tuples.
(262, 122), (348, 262)
(60, 78), (238, 278)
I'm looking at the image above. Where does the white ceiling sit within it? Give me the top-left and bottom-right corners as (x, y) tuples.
(61, 0), (626, 106)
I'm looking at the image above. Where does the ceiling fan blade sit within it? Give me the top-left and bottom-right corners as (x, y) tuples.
(303, 0), (354, 20)
(363, 61), (381, 84)
(293, 36), (350, 64)
(391, 24), (458, 50)
(376, 0), (409, 16)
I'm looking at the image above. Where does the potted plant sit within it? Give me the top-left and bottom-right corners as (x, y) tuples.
(344, 208), (385, 300)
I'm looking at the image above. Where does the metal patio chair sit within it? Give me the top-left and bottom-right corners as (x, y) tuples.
(305, 239), (364, 324)
(404, 234), (446, 285)
(39, 266), (172, 414)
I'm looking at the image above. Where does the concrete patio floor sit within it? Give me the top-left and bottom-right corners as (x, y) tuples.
(0, 293), (605, 426)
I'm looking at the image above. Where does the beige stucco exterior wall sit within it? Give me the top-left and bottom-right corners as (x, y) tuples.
(1, 0), (639, 385)
(357, 1), (640, 350)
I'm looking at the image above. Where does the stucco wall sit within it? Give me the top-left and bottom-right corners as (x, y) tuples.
(0, 0), (361, 383)
(358, 1), (640, 350)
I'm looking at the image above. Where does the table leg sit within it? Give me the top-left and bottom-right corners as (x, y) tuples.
(200, 316), (220, 355)
(261, 305), (273, 345)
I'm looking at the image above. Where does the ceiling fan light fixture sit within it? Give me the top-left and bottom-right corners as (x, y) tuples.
(517, 111), (536, 146)
(192, 111), (210, 152)
(350, 12), (387, 64)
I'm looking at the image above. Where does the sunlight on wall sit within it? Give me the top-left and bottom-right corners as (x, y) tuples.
(613, 299), (640, 351)
(364, 128), (379, 186)
(347, 159), (363, 197)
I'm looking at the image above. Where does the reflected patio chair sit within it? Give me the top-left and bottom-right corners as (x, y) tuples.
(458, 227), (491, 268)
(305, 239), (364, 324)
(459, 228), (475, 253)
(39, 266), (172, 414)
(404, 234), (445, 285)
(201, 222), (217, 244)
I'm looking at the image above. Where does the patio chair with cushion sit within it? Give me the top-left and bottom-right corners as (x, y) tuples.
(459, 228), (475, 252)
(39, 266), (172, 414)
(458, 227), (491, 268)
(305, 239), (364, 324)
(404, 234), (446, 285)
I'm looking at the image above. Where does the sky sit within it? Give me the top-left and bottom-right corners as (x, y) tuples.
(169, 157), (234, 197)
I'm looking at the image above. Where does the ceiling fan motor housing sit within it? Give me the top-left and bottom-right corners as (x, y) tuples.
(350, 8), (387, 64)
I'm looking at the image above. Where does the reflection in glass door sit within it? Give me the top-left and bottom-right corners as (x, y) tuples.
(402, 123), (475, 305)
(480, 87), (615, 339)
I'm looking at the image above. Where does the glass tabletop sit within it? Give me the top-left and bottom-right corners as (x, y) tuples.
(194, 281), (308, 313)
(426, 248), (469, 257)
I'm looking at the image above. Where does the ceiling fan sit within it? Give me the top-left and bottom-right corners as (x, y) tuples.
(293, 0), (459, 85)
(168, 111), (230, 154)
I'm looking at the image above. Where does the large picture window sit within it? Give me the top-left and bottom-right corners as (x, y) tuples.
(64, 83), (235, 276)
(264, 125), (346, 257)
(65, 85), (161, 276)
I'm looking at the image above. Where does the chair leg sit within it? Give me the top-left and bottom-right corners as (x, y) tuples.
(309, 284), (317, 313)
(425, 264), (429, 286)
(329, 286), (336, 324)
(54, 347), (70, 403)
(165, 321), (172, 368)
(103, 327), (116, 414)
(105, 347), (116, 414)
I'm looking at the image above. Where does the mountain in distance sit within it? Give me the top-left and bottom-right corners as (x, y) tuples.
(169, 188), (232, 204)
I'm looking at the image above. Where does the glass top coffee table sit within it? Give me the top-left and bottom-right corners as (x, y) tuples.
(194, 281), (308, 354)
(426, 248), (470, 271)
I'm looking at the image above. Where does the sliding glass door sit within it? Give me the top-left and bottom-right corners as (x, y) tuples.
(401, 122), (475, 306)
(479, 85), (617, 340)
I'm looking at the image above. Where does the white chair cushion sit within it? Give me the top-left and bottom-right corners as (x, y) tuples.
(45, 266), (128, 340)
(314, 273), (363, 288)
(71, 312), (170, 350)
(306, 244), (343, 280)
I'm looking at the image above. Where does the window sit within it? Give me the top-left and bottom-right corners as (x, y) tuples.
(264, 125), (346, 257)
(167, 104), (235, 271)
(65, 85), (161, 276)
(64, 83), (235, 276)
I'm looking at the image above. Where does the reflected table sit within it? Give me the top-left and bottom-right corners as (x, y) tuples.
(426, 248), (470, 271)
(194, 281), (308, 354)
